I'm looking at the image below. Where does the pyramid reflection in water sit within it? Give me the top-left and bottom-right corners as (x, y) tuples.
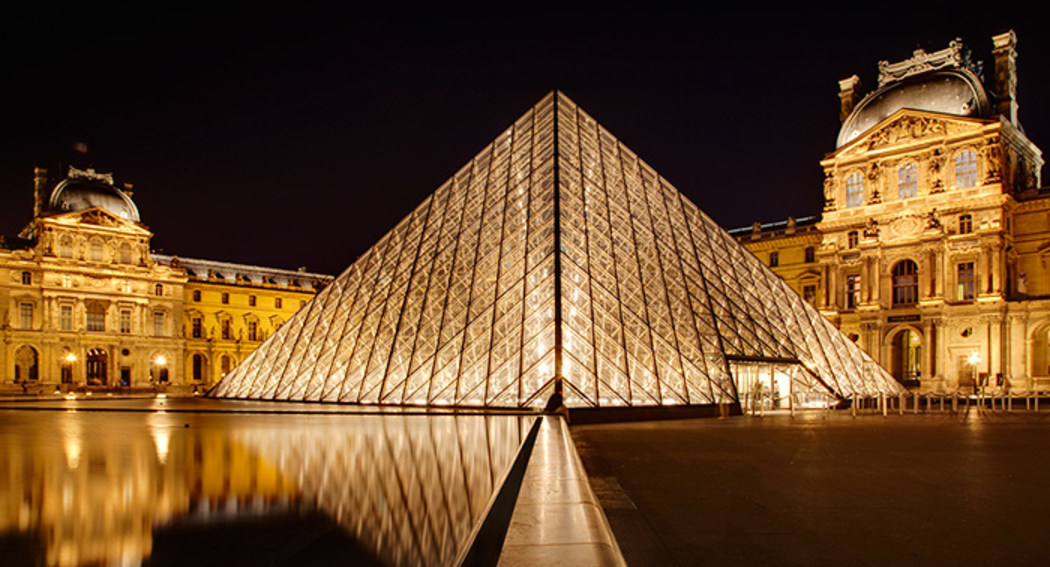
(212, 92), (902, 408)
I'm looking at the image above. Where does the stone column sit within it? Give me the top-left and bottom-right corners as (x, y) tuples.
(923, 319), (934, 379)
(992, 30), (1019, 126)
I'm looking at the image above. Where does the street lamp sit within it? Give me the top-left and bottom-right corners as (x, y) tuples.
(65, 352), (77, 363)
(968, 351), (983, 402)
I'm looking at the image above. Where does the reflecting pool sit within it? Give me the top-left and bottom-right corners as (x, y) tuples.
(0, 399), (534, 566)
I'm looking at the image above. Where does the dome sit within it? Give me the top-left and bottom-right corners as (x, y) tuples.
(48, 168), (141, 222)
(837, 68), (991, 148)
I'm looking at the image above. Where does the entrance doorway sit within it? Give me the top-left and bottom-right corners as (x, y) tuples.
(890, 329), (922, 385)
(86, 348), (108, 385)
(729, 360), (831, 413)
(14, 345), (39, 382)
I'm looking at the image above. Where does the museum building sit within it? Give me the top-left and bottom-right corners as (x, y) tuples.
(735, 31), (1050, 393)
(0, 166), (331, 391)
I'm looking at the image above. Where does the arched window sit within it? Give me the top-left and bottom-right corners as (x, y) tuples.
(119, 242), (132, 264)
(846, 172), (864, 207)
(14, 345), (39, 382)
(891, 329), (922, 383)
(59, 235), (74, 258)
(847, 231), (859, 249)
(898, 162), (917, 199)
(89, 238), (104, 262)
(221, 355), (232, 378)
(192, 354), (206, 382)
(155, 283), (164, 296)
(959, 214), (973, 234)
(21, 271), (31, 285)
(955, 150), (978, 188)
(892, 260), (919, 306)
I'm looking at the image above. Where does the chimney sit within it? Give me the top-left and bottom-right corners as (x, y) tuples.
(33, 167), (48, 218)
(992, 30), (1018, 126)
(838, 75), (862, 123)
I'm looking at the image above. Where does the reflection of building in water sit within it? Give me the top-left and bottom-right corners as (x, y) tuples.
(0, 166), (331, 390)
(734, 32), (1050, 394)
(0, 411), (297, 566)
(237, 414), (531, 567)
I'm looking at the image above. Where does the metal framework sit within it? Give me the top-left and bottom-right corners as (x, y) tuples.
(212, 92), (903, 407)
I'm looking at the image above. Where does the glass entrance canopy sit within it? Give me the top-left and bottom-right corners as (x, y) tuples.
(212, 92), (903, 408)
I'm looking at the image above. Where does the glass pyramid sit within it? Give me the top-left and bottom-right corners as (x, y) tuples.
(211, 92), (903, 408)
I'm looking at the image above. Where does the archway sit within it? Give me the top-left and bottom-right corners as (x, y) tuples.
(890, 329), (922, 385)
(192, 354), (207, 383)
(86, 348), (108, 385)
(14, 345), (39, 382)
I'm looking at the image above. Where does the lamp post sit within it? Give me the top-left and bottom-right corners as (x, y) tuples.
(968, 351), (983, 410)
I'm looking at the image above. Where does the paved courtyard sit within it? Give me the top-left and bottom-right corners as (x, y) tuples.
(572, 411), (1050, 567)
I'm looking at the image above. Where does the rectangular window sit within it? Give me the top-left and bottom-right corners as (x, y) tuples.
(249, 295), (257, 307)
(120, 309), (132, 333)
(192, 317), (203, 339)
(19, 302), (33, 329)
(248, 320), (259, 341)
(848, 231), (858, 249)
(62, 275), (72, 288)
(193, 290), (201, 302)
(154, 311), (165, 336)
(804, 246), (815, 263)
(275, 297), (283, 309)
(60, 305), (73, 330)
(21, 271), (31, 285)
(87, 309), (105, 332)
(803, 285), (817, 306)
(221, 292), (229, 305)
(221, 319), (232, 340)
(958, 262), (975, 301)
(769, 251), (779, 267)
(959, 214), (973, 234)
(845, 274), (861, 309)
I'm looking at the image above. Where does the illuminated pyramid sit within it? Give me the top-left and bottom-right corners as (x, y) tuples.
(212, 92), (902, 408)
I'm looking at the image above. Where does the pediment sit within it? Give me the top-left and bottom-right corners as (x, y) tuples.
(833, 109), (991, 158)
(44, 207), (152, 236)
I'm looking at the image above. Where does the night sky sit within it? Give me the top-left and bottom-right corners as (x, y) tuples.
(3, 7), (1048, 276)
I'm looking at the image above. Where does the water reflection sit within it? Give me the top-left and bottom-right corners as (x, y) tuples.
(0, 407), (532, 566)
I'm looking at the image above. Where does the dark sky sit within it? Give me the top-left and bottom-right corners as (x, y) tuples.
(3, 7), (1047, 276)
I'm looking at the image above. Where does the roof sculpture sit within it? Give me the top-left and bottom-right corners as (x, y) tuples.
(212, 92), (902, 408)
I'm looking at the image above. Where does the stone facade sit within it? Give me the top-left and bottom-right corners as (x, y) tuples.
(0, 166), (330, 392)
(737, 31), (1050, 393)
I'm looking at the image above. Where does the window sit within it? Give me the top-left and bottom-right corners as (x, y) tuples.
(193, 290), (201, 302)
(847, 231), (858, 249)
(959, 214), (973, 234)
(804, 246), (815, 263)
(803, 284), (817, 306)
(248, 320), (259, 341)
(120, 309), (132, 333)
(958, 262), (975, 301)
(192, 317), (203, 339)
(221, 292), (229, 305)
(249, 295), (256, 307)
(221, 356), (232, 378)
(769, 251), (779, 267)
(21, 271), (31, 285)
(898, 162), (917, 199)
(119, 242), (132, 264)
(153, 311), (165, 336)
(955, 150), (978, 188)
(154, 284), (164, 296)
(221, 319), (232, 340)
(62, 275), (72, 288)
(89, 238), (104, 262)
(845, 275), (861, 309)
(845, 172), (864, 207)
(19, 302), (33, 329)
(60, 305), (73, 330)
(275, 297), (283, 309)
(59, 235), (74, 258)
(87, 304), (105, 332)
(892, 260), (919, 306)
(192, 354), (205, 382)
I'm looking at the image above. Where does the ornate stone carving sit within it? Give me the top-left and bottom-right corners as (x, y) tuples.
(823, 172), (836, 211)
(982, 138), (1002, 182)
(928, 148), (945, 192)
(864, 218), (880, 238)
(926, 208), (942, 230)
(877, 38), (983, 87)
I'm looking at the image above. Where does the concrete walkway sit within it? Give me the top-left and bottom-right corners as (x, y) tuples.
(498, 415), (626, 566)
(573, 411), (1050, 567)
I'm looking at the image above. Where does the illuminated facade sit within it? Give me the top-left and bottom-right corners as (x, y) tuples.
(0, 167), (330, 391)
(738, 31), (1049, 393)
(214, 92), (902, 409)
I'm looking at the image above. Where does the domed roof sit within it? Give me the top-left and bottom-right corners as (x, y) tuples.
(48, 168), (140, 222)
(837, 40), (992, 148)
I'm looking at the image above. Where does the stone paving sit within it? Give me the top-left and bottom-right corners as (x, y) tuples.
(572, 411), (1050, 567)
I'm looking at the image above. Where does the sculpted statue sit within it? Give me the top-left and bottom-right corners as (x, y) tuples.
(928, 148), (945, 192)
(926, 208), (942, 229)
(823, 172), (836, 210)
(983, 139), (1002, 182)
(864, 218), (880, 238)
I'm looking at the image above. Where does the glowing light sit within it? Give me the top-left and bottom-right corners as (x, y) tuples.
(967, 351), (982, 366)
(156, 393), (167, 399)
(64, 352), (77, 363)
(155, 355), (167, 366)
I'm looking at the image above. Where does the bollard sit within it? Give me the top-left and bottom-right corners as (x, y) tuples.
(913, 392), (919, 414)
(899, 393), (904, 416)
(851, 395), (857, 417)
(940, 395), (944, 412)
(1008, 393), (1012, 412)
(882, 393), (887, 417)
(952, 394), (957, 413)
(1036, 392), (1040, 411)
